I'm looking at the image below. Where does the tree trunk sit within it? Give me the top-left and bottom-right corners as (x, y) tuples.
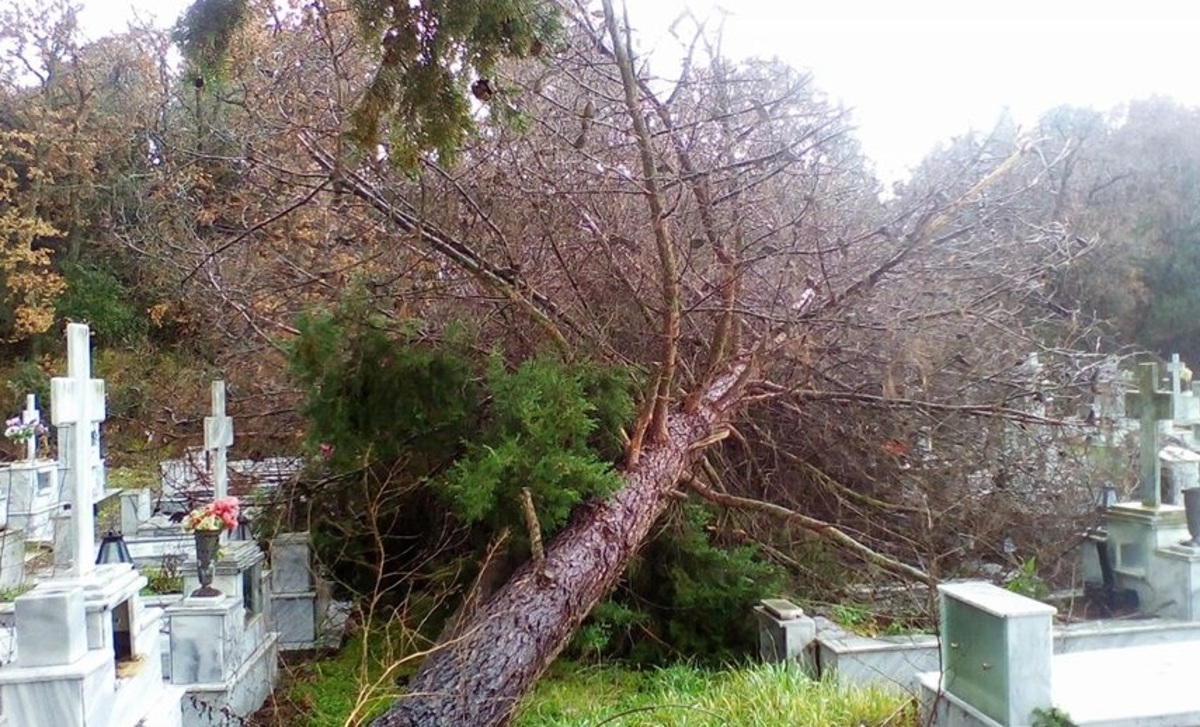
(370, 376), (738, 726)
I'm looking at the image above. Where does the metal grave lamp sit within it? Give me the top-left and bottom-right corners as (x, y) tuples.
(234, 514), (251, 541)
(96, 530), (134, 565)
(1096, 484), (1118, 511)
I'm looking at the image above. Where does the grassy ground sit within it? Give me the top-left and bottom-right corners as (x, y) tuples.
(253, 627), (916, 727)
(516, 661), (916, 727)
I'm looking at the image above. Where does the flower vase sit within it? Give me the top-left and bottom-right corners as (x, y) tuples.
(192, 529), (223, 597)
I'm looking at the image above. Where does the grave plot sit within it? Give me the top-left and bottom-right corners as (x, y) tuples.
(0, 394), (60, 545)
(0, 328), (340, 726)
(0, 324), (185, 727)
(919, 582), (1200, 726)
(747, 354), (1200, 720)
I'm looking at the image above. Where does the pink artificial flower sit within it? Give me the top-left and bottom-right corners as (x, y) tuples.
(182, 496), (241, 532)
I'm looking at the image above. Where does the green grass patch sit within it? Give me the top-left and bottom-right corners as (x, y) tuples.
(278, 635), (913, 726)
(0, 584), (33, 602)
(139, 566), (183, 595)
(280, 618), (428, 727)
(515, 661), (916, 727)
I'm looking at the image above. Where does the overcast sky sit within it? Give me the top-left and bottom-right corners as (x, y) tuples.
(78, 0), (1200, 181)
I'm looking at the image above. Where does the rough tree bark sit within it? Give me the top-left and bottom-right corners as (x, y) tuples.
(370, 370), (743, 726)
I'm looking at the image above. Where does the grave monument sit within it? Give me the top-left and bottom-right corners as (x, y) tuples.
(0, 394), (58, 543)
(1081, 359), (1200, 618)
(0, 323), (184, 726)
(163, 380), (280, 723)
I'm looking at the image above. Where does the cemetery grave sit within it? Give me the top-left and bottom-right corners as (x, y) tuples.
(0, 324), (343, 726)
(752, 351), (1200, 726)
(6, 328), (1200, 726)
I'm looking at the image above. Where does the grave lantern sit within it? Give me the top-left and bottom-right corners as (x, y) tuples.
(1096, 484), (1118, 510)
(95, 530), (134, 565)
(235, 513), (251, 541)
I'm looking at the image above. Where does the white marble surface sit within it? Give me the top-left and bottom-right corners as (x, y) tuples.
(940, 581), (1057, 618)
(1055, 641), (1200, 724)
(110, 629), (174, 727)
(79, 565), (145, 652)
(272, 594), (316, 648)
(270, 533), (312, 593)
(118, 489), (151, 535)
(124, 534), (193, 566)
(2, 461), (61, 543)
(0, 530), (24, 590)
(141, 685), (187, 727)
(941, 582), (1054, 726)
(755, 605), (815, 664)
(183, 632), (279, 722)
(167, 596), (241, 685)
(15, 586), (86, 667)
(1160, 445), (1200, 504)
(817, 631), (940, 692)
(0, 648), (113, 727)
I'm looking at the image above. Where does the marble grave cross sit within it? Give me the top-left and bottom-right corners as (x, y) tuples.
(50, 323), (106, 577)
(1167, 353), (1191, 419)
(1125, 362), (1173, 509)
(204, 380), (233, 502)
(20, 393), (39, 462)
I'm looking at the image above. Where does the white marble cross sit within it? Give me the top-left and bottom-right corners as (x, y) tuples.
(20, 394), (39, 462)
(50, 324), (106, 577)
(1167, 353), (1194, 420)
(204, 380), (233, 502)
(1168, 353), (1187, 399)
(1126, 362), (1173, 509)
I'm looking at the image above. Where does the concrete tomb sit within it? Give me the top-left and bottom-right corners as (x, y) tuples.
(269, 532), (334, 651)
(919, 581), (1200, 726)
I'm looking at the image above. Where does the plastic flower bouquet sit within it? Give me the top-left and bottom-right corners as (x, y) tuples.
(4, 416), (45, 443)
(182, 496), (240, 532)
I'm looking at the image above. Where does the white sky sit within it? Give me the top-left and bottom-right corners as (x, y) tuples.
(78, 0), (1200, 181)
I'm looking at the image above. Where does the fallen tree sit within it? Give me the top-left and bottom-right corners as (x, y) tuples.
(372, 368), (744, 725)
(147, 2), (1103, 724)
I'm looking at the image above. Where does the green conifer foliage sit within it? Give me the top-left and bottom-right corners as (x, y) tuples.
(291, 309), (478, 473)
(287, 300), (632, 597)
(348, 0), (560, 168)
(288, 302), (777, 661)
(173, 0), (249, 84)
(574, 503), (786, 665)
(175, 0), (558, 168)
(443, 355), (630, 538)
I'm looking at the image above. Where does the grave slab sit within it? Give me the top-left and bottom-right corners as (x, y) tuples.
(816, 629), (940, 692)
(937, 582), (1055, 726)
(269, 532), (333, 650)
(1105, 503), (1193, 614)
(0, 648), (115, 727)
(1160, 445), (1200, 505)
(754, 599), (815, 665)
(0, 460), (60, 543)
(1150, 544), (1200, 620)
(181, 631), (279, 726)
(14, 585), (87, 667)
(0, 528), (24, 590)
(167, 595), (243, 685)
(1056, 640), (1200, 725)
(270, 532), (313, 593)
